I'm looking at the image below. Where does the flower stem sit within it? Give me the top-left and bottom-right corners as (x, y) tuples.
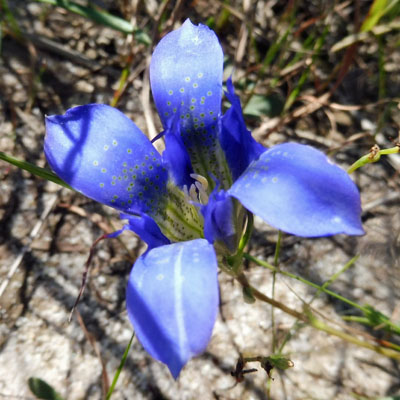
(347, 145), (399, 173)
(243, 252), (363, 311)
(235, 273), (400, 360)
(271, 231), (282, 352)
(244, 252), (400, 336)
(228, 212), (254, 275)
(106, 332), (135, 400)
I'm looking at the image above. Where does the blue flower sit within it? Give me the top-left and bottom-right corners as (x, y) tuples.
(44, 19), (363, 378)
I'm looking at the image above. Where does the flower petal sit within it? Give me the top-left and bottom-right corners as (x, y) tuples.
(202, 189), (238, 253)
(220, 78), (265, 180)
(126, 239), (219, 378)
(150, 19), (227, 184)
(162, 118), (194, 188)
(120, 213), (170, 249)
(150, 19), (223, 134)
(229, 143), (364, 237)
(45, 104), (168, 216)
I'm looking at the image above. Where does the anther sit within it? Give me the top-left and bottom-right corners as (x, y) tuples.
(190, 173), (208, 191)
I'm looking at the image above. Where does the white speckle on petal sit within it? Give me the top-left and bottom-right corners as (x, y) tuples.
(156, 274), (164, 281)
(155, 257), (170, 265)
(272, 177), (278, 183)
(192, 35), (201, 45)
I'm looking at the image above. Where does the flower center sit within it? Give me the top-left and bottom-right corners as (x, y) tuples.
(152, 182), (204, 243)
(183, 173), (209, 204)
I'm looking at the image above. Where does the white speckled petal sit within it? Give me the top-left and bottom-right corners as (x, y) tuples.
(45, 104), (168, 216)
(229, 143), (364, 237)
(126, 239), (219, 378)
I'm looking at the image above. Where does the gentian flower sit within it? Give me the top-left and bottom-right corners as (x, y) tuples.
(44, 19), (363, 378)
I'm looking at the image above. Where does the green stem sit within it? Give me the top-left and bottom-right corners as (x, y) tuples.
(347, 146), (399, 173)
(106, 332), (135, 400)
(243, 252), (363, 311)
(238, 212), (254, 254)
(308, 313), (400, 357)
(36, 0), (135, 34)
(236, 273), (400, 360)
(271, 231), (282, 352)
(229, 212), (254, 275)
(0, 151), (73, 190)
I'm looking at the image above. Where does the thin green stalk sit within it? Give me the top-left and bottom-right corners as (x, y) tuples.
(36, 0), (135, 34)
(0, 0), (23, 39)
(273, 231), (283, 267)
(278, 255), (359, 354)
(347, 145), (399, 173)
(319, 256), (358, 293)
(245, 252), (400, 336)
(228, 212), (254, 275)
(283, 25), (329, 112)
(271, 231), (282, 352)
(0, 151), (73, 190)
(308, 313), (400, 357)
(106, 332), (135, 400)
(110, 63), (130, 108)
(244, 252), (363, 311)
(243, 21), (295, 109)
(342, 316), (372, 324)
(236, 273), (400, 360)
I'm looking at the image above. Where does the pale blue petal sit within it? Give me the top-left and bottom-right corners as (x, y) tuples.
(220, 78), (265, 180)
(150, 19), (224, 180)
(150, 19), (223, 136)
(45, 104), (168, 216)
(162, 117), (194, 188)
(120, 213), (170, 249)
(202, 189), (237, 252)
(126, 239), (219, 378)
(229, 143), (364, 237)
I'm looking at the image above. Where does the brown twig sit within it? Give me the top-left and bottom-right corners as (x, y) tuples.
(76, 310), (110, 398)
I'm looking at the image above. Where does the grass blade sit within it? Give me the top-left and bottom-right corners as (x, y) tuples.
(106, 332), (135, 400)
(36, 0), (136, 35)
(0, 151), (73, 190)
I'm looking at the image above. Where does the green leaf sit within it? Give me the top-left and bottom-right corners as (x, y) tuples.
(363, 304), (400, 335)
(28, 377), (64, 400)
(106, 332), (135, 400)
(243, 94), (283, 117)
(0, 151), (73, 190)
(36, 0), (136, 35)
(361, 0), (399, 32)
(133, 28), (151, 46)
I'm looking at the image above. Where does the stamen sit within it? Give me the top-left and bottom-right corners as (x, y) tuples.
(189, 184), (198, 201)
(190, 173), (208, 191)
(194, 181), (209, 204)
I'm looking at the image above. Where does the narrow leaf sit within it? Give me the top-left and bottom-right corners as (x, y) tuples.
(36, 0), (136, 35)
(0, 151), (73, 190)
(361, 0), (398, 32)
